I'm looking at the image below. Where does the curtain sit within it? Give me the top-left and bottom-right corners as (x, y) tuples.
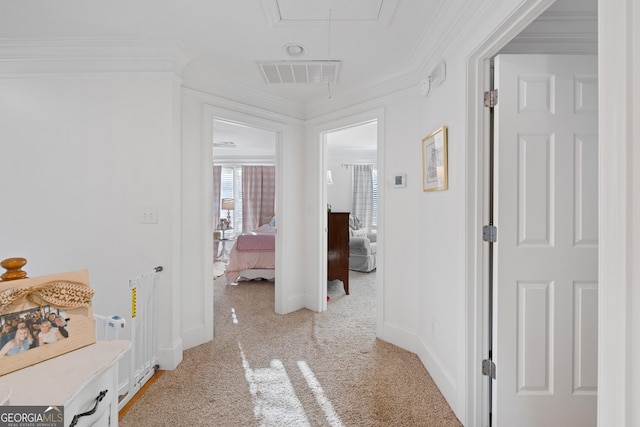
(212, 165), (222, 228)
(242, 166), (276, 231)
(352, 164), (374, 230)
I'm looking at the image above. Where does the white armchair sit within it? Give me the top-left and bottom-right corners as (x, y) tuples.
(348, 215), (377, 272)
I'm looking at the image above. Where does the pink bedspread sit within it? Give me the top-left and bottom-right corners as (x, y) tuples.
(236, 232), (275, 251)
(225, 247), (275, 282)
(224, 226), (276, 282)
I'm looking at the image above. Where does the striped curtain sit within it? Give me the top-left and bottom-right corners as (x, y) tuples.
(352, 164), (374, 230)
(212, 165), (222, 227)
(242, 166), (276, 231)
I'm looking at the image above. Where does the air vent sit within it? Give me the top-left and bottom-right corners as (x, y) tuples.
(258, 60), (341, 84)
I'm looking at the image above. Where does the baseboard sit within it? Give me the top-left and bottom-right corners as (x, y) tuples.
(379, 320), (418, 353)
(415, 334), (458, 418)
(118, 370), (165, 420)
(379, 321), (460, 421)
(181, 323), (212, 350)
(285, 292), (306, 314)
(157, 338), (184, 370)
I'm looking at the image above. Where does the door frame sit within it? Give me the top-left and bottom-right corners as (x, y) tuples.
(464, 0), (556, 425)
(203, 105), (285, 334)
(310, 108), (384, 323)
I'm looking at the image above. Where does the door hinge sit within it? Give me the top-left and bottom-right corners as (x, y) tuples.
(484, 89), (498, 108)
(482, 359), (496, 379)
(483, 225), (497, 243)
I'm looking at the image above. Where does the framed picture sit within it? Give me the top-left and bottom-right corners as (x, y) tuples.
(0, 270), (96, 375)
(422, 126), (448, 192)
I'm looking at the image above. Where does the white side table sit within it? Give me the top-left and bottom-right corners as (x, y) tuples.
(0, 340), (131, 426)
(214, 237), (236, 263)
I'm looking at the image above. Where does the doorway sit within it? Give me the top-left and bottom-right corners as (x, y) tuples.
(489, 53), (598, 426)
(314, 108), (384, 315)
(203, 105), (285, 343)
(325, 120), (378, 297)
(464, 1), (598, 425)
(212, 118), (277, 265)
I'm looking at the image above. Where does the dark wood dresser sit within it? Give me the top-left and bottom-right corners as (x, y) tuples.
(328, 212), (349, 295)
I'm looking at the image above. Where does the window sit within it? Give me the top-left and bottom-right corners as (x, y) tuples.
(220, 166), (243, 234)
(372, 167), (378, 228)
(351, 164), (377, 231)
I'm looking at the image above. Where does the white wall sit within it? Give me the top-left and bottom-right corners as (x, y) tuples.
(0, 72), (184, 373)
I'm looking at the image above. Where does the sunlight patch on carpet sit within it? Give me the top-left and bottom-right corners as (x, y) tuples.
(238, 342), (311, 426)
(297, 361), (344, 427)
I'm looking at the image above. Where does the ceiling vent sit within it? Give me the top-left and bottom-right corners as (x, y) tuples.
(258, 60), (341, 84)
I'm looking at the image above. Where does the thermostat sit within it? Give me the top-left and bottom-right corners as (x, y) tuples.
(394, 174), (406, 188)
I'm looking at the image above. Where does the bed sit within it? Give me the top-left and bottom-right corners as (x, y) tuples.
(225, 222), (276, 284)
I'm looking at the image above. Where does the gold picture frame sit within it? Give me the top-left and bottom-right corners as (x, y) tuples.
(422, 126), (448, 192)
(0, 270), (96, 375)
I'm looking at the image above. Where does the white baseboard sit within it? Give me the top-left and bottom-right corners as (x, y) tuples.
(379, 320), (418, 353)
(379, 321), (460, 421)
(285, 292), (306, 314)
(415, 335), (458, 418)
(181, 324), (212, 350)
(157, 338), (184, 370)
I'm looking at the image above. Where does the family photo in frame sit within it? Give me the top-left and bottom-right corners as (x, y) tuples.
(0, 270), (96, 375)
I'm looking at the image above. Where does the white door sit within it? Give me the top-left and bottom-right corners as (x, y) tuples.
(493, 54), (598, 426)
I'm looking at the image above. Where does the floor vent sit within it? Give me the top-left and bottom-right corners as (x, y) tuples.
(258, 60), (341, 84)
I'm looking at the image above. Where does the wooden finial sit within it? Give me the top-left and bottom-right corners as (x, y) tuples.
(1, 257), (28, 281)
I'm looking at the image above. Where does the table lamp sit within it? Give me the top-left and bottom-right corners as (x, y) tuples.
(221, 198), (235, 226)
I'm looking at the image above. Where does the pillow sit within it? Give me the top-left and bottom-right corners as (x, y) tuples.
(352, 229), (367, 238)
(255, 224), (277, 233)
(349, 215), (361, 230)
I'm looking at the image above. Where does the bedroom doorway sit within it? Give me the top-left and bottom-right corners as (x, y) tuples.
(319, 109), (383, 316)
(212, 118), (278, 288)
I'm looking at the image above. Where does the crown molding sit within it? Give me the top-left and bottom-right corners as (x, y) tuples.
(537, 11), (597, 22)
(183, 56), (420, 121)
(0, 38), (193, 75)
(182, 62), (306, 120)
(302, 70), (417, 119)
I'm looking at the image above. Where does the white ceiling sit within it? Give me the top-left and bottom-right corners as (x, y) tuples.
(0, 0), (597, 106)
(0, 0), (443, 105)
(1, 0), (596, 157)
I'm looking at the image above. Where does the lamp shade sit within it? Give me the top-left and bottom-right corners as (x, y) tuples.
(327, 170), (333, 185)
(221, 198), (235, 210)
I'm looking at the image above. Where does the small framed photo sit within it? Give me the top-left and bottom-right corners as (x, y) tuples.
(0, 270), (96, 375)
(422, 126), (448, 192)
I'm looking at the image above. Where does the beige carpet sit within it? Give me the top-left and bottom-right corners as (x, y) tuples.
(120, 271), (462, 426)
